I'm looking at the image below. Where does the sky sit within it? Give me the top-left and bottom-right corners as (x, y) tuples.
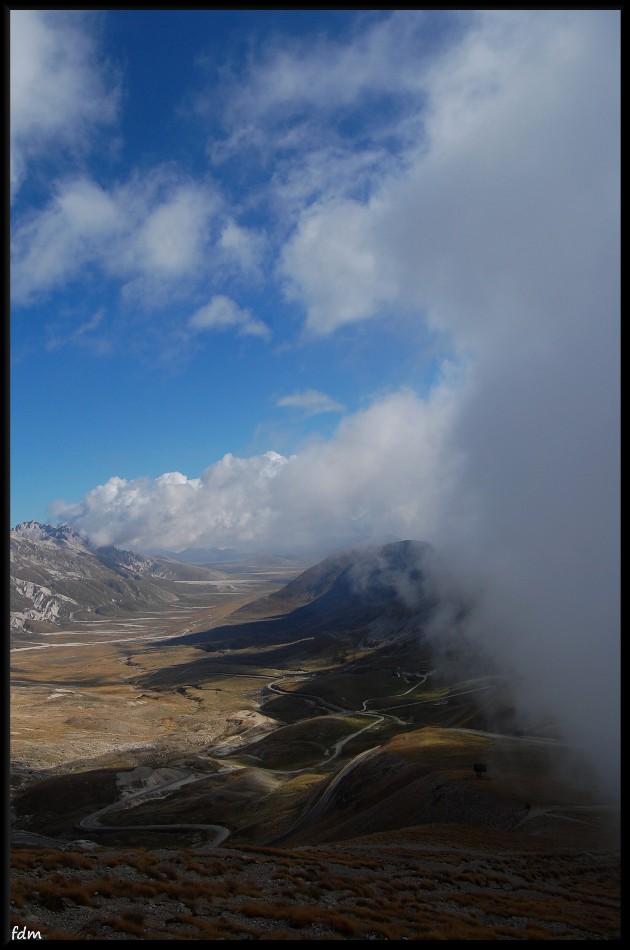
(10, 10), (620, 794)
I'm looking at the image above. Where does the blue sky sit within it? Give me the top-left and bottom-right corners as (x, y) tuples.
(9, 9), (621, 795)
(10, 7), (619, 556)
(11, 9), (455, 544)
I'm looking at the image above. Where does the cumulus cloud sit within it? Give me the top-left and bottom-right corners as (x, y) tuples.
(281, 198), (398, 334)
(11, 171), (244, 308)
(11, 177), (121, 301)
(10, 10), (119, 201)
(53, 385), (459, 554)
(188, 295), (270, 339)
(129, 186), (212, 278)
(52, 451), (288, 552)
(276, 389), (345, 415)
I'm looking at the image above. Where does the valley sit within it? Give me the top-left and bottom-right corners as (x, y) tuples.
(10, 581), (284, 774)
(9, 538), (621, 940)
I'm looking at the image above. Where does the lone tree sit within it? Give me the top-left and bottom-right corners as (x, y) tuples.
(473, 763), (488, 780)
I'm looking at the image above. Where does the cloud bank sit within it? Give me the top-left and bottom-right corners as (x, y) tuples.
(52, 386), (458, 555)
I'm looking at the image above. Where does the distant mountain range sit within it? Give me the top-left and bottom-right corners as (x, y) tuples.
(148, 544), (337, 574)
(10, 524), (486, 701)
(10, 525), (472, 664)
(9, 521), (230, 631)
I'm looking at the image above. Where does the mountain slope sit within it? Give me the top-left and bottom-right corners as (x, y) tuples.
(9, 521), (229, 631)
(166, 540), (448, 655)
(233, 539), (435, 615)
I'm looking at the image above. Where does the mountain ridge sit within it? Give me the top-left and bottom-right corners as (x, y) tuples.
(164, 540), (462, 662)
(10, 521), (231, 631)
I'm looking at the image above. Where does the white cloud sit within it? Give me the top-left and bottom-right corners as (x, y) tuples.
(276, 387), (461, 549)
(131, 186), (212, 277)
(10, 10), (119, 201)
(54, 385), (458, 554)
(281, 198), (397, 334)
(269, 144), (396, 225)
(53, 451), (289, 551)
(10, 177), (121, 301)
(276, 389), (345, 415)
(11, 172), (223, 307)
(216, 11), (437, 137)
(11, 162), (270, 312)
(218, 221), (264, 277)
(188, 295), (270, 339)
(280, 10), (619, 349)
(205, 12), (460, 228)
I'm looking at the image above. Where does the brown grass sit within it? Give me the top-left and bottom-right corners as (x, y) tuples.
(10, 847), (620, 942)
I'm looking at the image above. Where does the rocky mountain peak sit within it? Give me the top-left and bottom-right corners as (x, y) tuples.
(11, 521), (91, 550)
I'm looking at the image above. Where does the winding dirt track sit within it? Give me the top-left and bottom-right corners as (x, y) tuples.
(15, 672), (541, 849)
(69, 672), (436, 846)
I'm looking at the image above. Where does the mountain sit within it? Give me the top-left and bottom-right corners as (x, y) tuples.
(147, 540), (495, 706)
(167, 540), (451, 653)
(235, 539), (437, 616)
(9, 521), (230, 632)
